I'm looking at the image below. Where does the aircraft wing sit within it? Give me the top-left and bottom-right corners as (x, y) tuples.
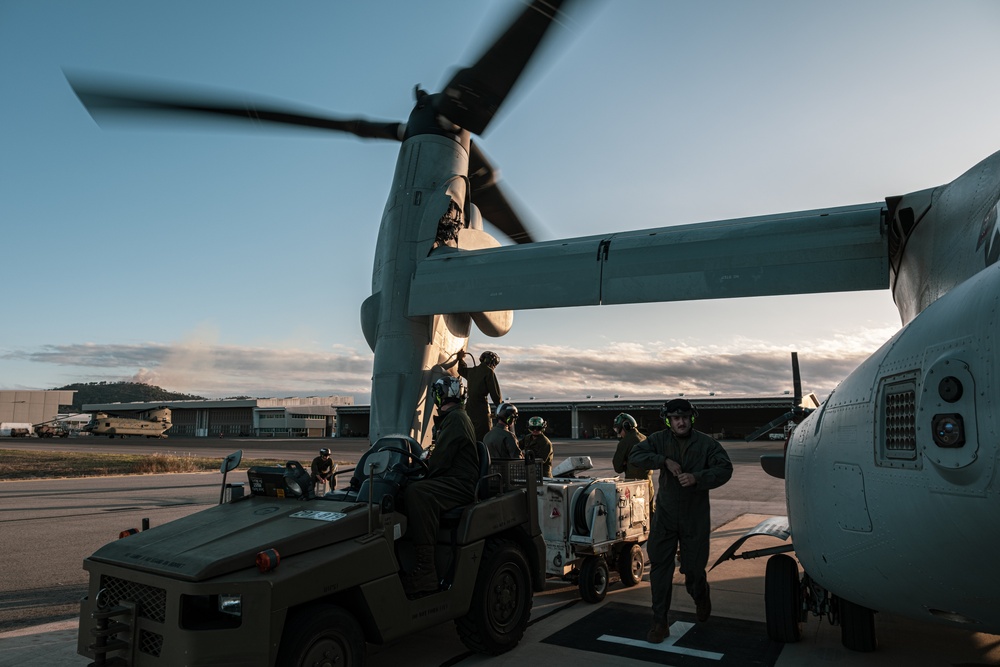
(409, 202), (887, 315)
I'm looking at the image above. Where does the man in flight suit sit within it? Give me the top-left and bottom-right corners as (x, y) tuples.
(629, 399), (732, 643)
(611, 412), (654, 510)
(401, 375), (480, 596)
(520, 416), (553, 477)
(458, 350), (502, 442)
(484, 402), (521, 459)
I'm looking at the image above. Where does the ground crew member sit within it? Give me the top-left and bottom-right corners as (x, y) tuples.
(484, 402), (520, 459)
(520, 416), (553, 477)
(611, 412), (654, 509)
(310, 448), (334, 493)
(629, 398), (733, 643)
(401, 376), (479, 596)
(458, 350), (502, 442)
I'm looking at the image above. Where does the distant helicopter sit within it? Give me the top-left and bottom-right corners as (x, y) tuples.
(83, 406), (171, 438)
(67, 0), (999, 654)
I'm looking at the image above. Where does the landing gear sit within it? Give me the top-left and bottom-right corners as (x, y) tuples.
(839, 597), (877, 652)
(761, 553), (879, 652)
(764, 554), (801, 643)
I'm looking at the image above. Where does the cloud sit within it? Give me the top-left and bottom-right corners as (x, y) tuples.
(490, 335), (884, 402)
(2, 324), (897, 403)
(2, 341), (374, 400)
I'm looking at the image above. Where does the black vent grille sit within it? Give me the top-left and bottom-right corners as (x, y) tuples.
(139, 629), (164, 656)
(884, 387), (916, 451)
(99, 575), (167, 623)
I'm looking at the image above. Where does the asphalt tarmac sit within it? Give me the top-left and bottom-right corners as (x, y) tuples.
(1, 437), (997, 666)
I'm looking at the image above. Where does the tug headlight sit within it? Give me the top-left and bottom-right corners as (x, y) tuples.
(180, 594), (243, 630)
(218, 594), (242, 617)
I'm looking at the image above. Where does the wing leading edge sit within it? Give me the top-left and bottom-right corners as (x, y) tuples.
(409, 202), (888, 315)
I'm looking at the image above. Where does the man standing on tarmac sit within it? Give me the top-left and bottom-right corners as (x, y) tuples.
(484, 402), (521, 459)
(458, 350), (502, 442)
(520, 416), (553, 477)
(611, 413), (654, 508)
(401, 376), (480, 596)
(629, 399), (733, 644)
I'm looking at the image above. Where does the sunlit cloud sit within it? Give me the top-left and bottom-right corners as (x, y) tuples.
(2, 324), (897, 403)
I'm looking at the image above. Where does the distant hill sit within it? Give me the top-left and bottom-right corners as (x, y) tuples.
(54, 382), (205, 412)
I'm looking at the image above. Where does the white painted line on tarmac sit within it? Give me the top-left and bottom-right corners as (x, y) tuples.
(599, 621), (724, 660)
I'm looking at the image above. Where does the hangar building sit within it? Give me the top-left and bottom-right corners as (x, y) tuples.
(83, 395), (353, 438)
(335, 394), (801, 441)
(0, 390), (76, 434)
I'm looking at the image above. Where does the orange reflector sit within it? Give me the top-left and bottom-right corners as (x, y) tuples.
(257, 548), (280, 573)
(119, 528), (140, 539)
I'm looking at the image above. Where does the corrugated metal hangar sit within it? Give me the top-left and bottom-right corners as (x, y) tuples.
(0, 391), (799, 440)
(83, 396), (353, 438)
(336, 395), (799, 441)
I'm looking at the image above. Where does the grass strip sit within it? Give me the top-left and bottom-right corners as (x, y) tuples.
(0, 448), (348, 481)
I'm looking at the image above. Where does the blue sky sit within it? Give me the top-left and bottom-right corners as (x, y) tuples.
(3, 1), (1000, 403)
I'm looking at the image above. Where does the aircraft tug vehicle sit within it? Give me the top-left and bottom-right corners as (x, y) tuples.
(78, 440), (544, 667)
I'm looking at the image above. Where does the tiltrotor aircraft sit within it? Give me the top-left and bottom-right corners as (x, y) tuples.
(67, 0), (999, 653)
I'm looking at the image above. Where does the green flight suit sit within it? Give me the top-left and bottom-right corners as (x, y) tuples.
(613, 429), (654, 512)
(403, 404), (479, 546)
(483, 423), (520, 459)
(458, 359), (502, 442)
(520, 432), (553, 477)
(613, 429), (651, 480)
(629, 428), (732, 621)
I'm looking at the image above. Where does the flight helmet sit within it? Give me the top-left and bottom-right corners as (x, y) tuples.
(496, 402), (518, 424)
(660, 398), (697, 425)
(432, 375), (467, 406)
(480, 351), (500, 368)
(319, 447), (330, 456)
(613, 413), (637, 432)
(527, 416), (546, 431)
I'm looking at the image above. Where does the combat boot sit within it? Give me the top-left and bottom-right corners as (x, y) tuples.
(646, 617), (670, 644)
(402, 546), (439, 596)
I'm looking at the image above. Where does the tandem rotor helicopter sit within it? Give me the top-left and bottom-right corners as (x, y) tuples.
(82, 406), (172, 438)
(66, 0), (999, 655)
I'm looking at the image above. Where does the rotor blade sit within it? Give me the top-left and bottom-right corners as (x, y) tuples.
(469, 141), (535, 244)
(744, 411), (794, 442)
(437, 0), (574, 135)
(67, 72), (404, 141)
(791, 352), (802, 405)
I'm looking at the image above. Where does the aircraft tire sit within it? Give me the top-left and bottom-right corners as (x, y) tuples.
(764, 554), (801, 643)
(275, 602), (366, 667)
(456, 538), (532, 655)
(579, 555), (609, 602)
(839, 597), (878, 652)
(616, 543), (644, 588)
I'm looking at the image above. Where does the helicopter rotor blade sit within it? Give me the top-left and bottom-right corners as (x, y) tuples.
(791, 351), (803, 406)
(67, 72), (405, 141)
(468, 141), (535, 244)
(437, 0), (574, 136)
